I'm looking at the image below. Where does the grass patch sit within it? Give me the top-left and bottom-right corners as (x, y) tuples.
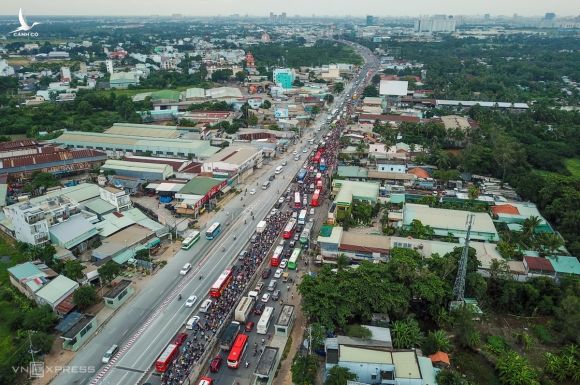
(453, 349), (500, 385)
(0, 233), (26, 286)
(564, 158), (580, 177)
(281, 335), (293, 361)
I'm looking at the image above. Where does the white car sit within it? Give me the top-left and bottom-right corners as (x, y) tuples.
(270, 208), (278, 215)
(179, 263), (192, 275)
(279, 259), (288, 269)
(274, 268), (283, 279)
(261, 293), (270, 303)
(249, 188), (256, 195)
(278, 197), (285, 204)
(310, 208), (315, 215)
(186, 316), (200, 330)
(292, 150), (298, 155)
(185, 295), (198, 308)
(102, 344), (119, 364)
(282, 160), (287, 166)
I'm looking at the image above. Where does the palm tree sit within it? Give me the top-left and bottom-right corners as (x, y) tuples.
(336, 254), (350, 272)
(536, 232), (564, 257)
(522, 215), (541, 240)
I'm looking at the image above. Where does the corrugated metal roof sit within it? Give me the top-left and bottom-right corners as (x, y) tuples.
(49, 214), (98, 248)
(392, 351), (421, 378)
(36, 275), (78, 305)
(340, 346), (392, 364)
(546, 256), (580, 275)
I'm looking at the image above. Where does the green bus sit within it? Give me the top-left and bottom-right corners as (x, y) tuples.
(287, 247), (302, 270)
(181, 231), (201, 250)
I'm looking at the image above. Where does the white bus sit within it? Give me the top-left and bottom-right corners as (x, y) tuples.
(256, 306), (274, 335)
(298, 209), (307, 225)
(181, 231), (201, 250)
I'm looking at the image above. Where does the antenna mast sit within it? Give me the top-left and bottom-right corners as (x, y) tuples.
(452, 213), (475, 303)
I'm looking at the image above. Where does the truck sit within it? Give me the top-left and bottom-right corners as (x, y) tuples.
(234, 296), (255, 323)
(219, 321), (241, 350)
(256, 220), (268, 234)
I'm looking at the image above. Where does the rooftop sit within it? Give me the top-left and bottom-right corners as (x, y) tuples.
(102, 159), (174, 177)
(334, 180), (380, 205)
(340, 345), (392, 364)
(178, 177), (224, 196)
(103, 279), (133, 299)
(36, 275), (78, 305)
(206, 146), (261, 166)
(524, 256), (555, 273)
(62, 314), (95, 339)
(337, 166), (368, 179)
(92, 224), (153, 260)
(49, 214), (98, 248)
(104, 125), (180, 139)
(275, 305), (294, 327)
(255, 347), (278, 377)
(546, 256), (580, 275)
(392, 351), (421, 379)
(340, 231), (390, 254)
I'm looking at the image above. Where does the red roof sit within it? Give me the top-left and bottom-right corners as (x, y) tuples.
(524, 256), (554, 273)
(55, 293), (75, 315)
(0, 139), (38, 151)
(408, 167), (431, 179)
(429, 351), (450, 366)
(359, 114), (420, 123)
(492, 204), (520, 216)
(381, 74), (399, 80)
(1, 148), (106, 168)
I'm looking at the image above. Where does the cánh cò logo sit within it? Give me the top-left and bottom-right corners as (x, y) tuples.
(10, 8), (41, 37)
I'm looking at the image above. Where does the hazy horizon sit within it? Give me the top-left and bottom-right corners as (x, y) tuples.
(0, 0), (577, 18)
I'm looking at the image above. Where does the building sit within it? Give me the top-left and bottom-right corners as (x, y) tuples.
(415, 16), (456, 33)
(254, 347), (279, 385)
(366, 15), (376, 26)
(109, 72), (139, 89)
(523, 256), (555, 278)
(99, 186), (132, 212)
(35, 275), (79, 314)
(202, 146), (263, 179)
(49, 213), (99, 253)
(491, 202), (553, 233)
(546, 256), (580, 278)
(273, 68), (295, 89)
(101, 159), (174, 181)
(91, 224), (155, 263)
(331, 180), (380, 221)
(435, 99), (529, 110)
(7, 261), (57, 299)
(402, 203), (500, 242)
(60, 67), (72, 83)
(376, 159), (407, 173)
(103, 279), (134, 309)
(325, 327), (435, 385)
(53, 131), (220, 160)
(174, 177), (228, 216)
(56, 312), (97, 351)
(274, 305), (295, 337)
(379, 80), (409, 96)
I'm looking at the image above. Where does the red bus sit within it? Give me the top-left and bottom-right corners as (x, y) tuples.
(270, 245), (284, 267)
(197, 377), (213, 385)
(227, 333), (249, 368)
(312, 150), (322, 164)
(316, 180), (323, 191)
(283, 218), (297, 239)
(155, 343), (179, 372)
(311, 189), (321, 207)
(209, 269), (233, 298)
(294, 192), (301, 209)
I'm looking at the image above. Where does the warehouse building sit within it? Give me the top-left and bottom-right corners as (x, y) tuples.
(202, 146), (263, 179)
(53, 131), (220, 160)
(101, 159), (174, 181)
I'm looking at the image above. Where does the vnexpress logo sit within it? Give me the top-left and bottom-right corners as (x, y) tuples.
(10, 8), (41, 37)
(29, 362), (45, 378)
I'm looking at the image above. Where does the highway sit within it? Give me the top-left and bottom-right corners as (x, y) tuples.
(49, 40), (377, 385)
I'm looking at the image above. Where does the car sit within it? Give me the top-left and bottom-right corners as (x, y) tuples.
(102, 344), (119, 364)
(294, 155), (300, 161)
(251, 234), (258, 243)
(209, 355), (223, 373)
(289, 240), (296, 248)
(272, 289), (281, 301)
(293, 233), (300, 242)
(279, 239), (286, 247)
(292, 150), (298, 155)
(280, 259), (288, 269)
(261, 269), (271, 279)
(173, 333), (188, 347)
(274, 268), (283, 279)
(255, 282), (264, 292)
(179, 263), (192, 275)
(302, 148), (308, 153)
(286, 195), (291, 202)
(245, 321), (255, 332)
(185, 295), (198, 308)
(269, 175), (275, 181)
(249, 188), (256, 195)
(309, 208), (315, 215)
(238, 250), (248, 260)
(261, 293), (270, 303)
(282, 160), (287, 166)
(186, 316), (200, 330)
(278, 197), (285, 204)
(254, 302), (265, 315)
(270, 208), (279, 215)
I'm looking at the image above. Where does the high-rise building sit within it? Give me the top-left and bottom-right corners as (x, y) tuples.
(415, 16), (456, 33)
(105, 59), (114, 74)
(366, 15), (375, 26)
(544, 12), (556, 20)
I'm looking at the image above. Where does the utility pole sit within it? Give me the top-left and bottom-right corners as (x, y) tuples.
(28, 330), (36, 368)
(452, 214), (475, 306)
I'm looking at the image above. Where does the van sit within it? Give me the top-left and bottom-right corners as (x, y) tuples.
(262, 181), (271, 190)
(102, 344), (119, 364)
(275, 165), (283, 174)
(291, 211), (297, 219)
(282, 272), (289, 282)
(200, 299), (213, 313)
(248, 290), (259, 299)
(309, 183), (315, 193)
(267, 279), (278, 292)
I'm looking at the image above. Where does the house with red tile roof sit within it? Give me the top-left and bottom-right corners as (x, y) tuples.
(523, 256), (555, 277)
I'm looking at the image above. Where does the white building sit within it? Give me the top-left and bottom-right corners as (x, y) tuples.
(376, 159), (407, 173)
(202, 146), (263, 178)
(106, 59), (114, 74)
(415, 16), (456, 33)
(0, 59), (15, 77)
(99, 186), (132, 212)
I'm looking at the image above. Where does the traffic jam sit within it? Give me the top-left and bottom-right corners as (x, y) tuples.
(154, 65), (368, 385)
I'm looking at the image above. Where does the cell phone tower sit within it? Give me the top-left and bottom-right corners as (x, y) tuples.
(452, 213), (475, 304)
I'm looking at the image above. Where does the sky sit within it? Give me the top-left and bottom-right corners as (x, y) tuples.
(0, 0), (577, 17)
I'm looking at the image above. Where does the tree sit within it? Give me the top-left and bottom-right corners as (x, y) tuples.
(28, 331), (55, 354)
(311, 105), (321, 115)
(467, 186), (480, 200)
(362, 85), (379, 97)
(23, 305), (57, 332)
(325, 366), (357, 385)
(235, 71), (246, 83)
(391, 318), (424, 349)
(371, 74), (381, 85)
(554, 293), (580, 343)
(521, 215), (541, 240)
(333, 82), (344, 94)
(211, 69), (233, 82)
(496, 351), (540, 385)
(336, 254), (350, 272)
(261, 100), (271, 109)
(452, 306), (481, 350)
(73, 285), (97, 310)
(98, 261), (121, 286)
(345, 324), (372, 339)
(544, 345), (580, 383)
(423, 330), (452, 355)
(291, 354), (318, 385)
(309, 323), (327, 352)
(135, 249), (151, 262)
(63, 259), (84, 281)
(324, 94), (334, 104)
